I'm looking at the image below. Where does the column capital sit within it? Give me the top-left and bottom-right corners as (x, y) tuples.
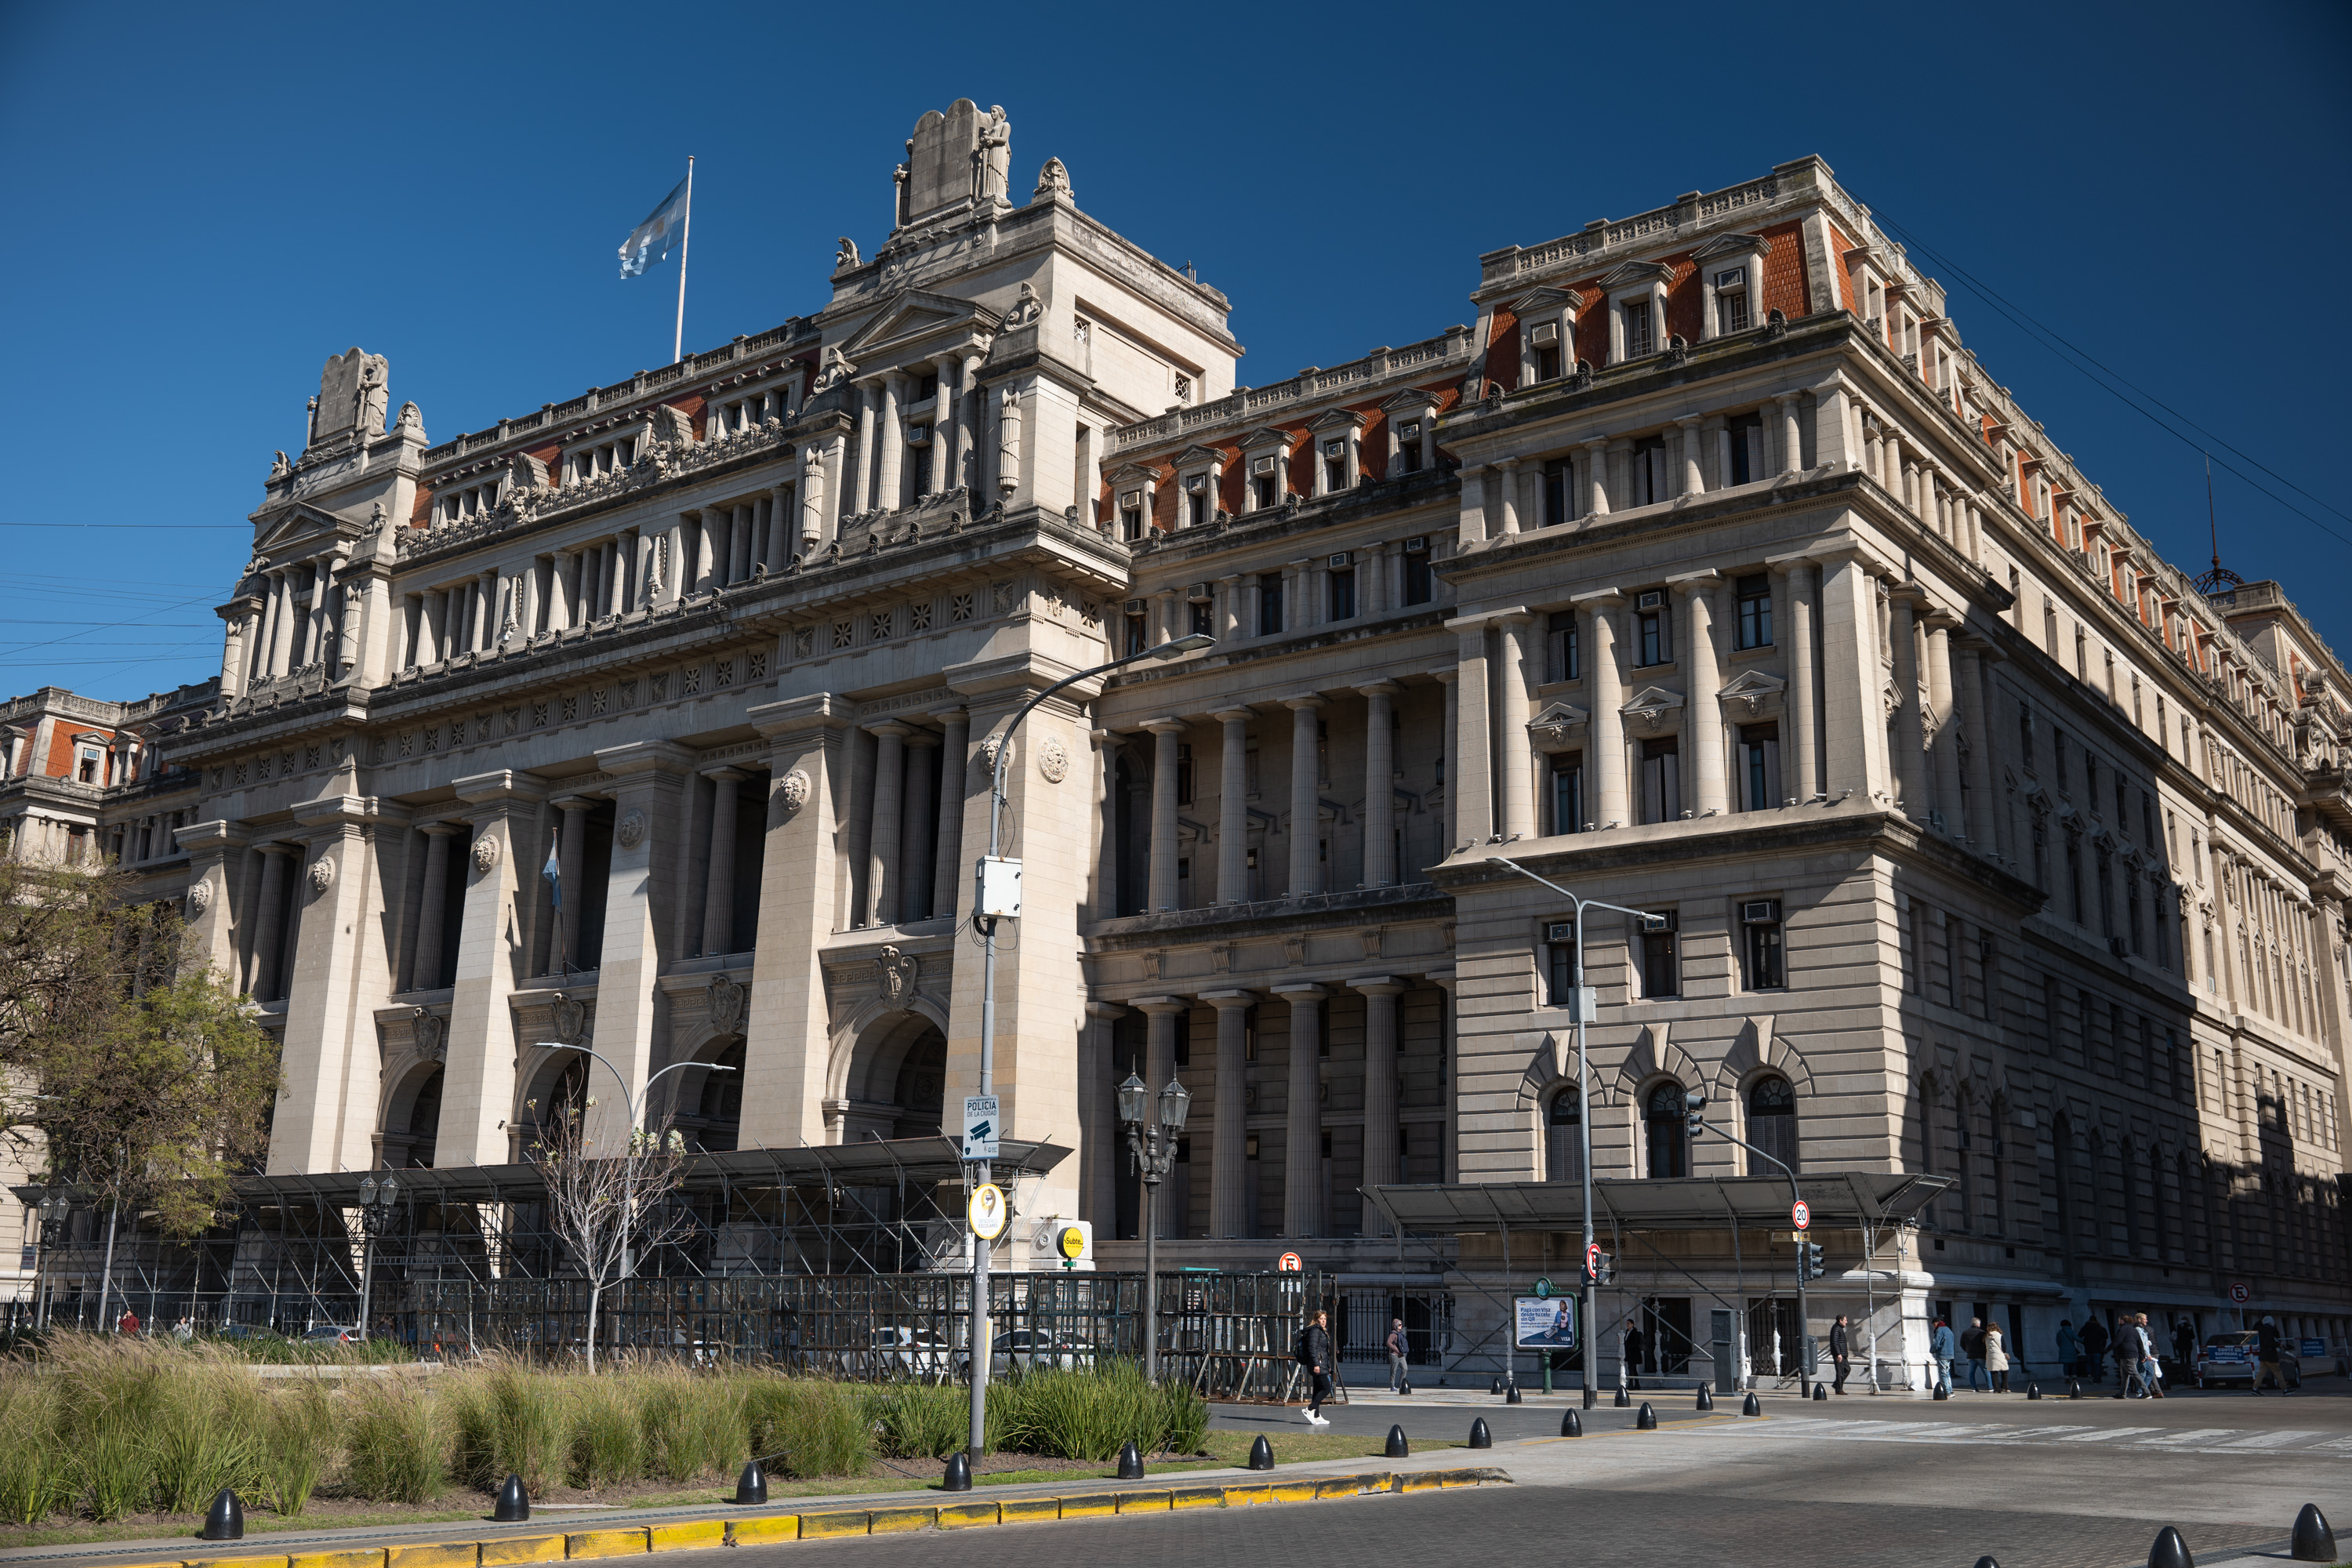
(702, 764), (752, 782)
(1270, 982), (1327, 1000)
(1199, 989), (1258, 1010)
(1433, 667), (1458, 686)
(175, 818), (251, 858)
(1346, 975), (1406, 996)
(928, 703), (969, 725)
(1086, 999), (1127, 1022)
(899, 731), (941, 751)
(862, 717), (916, 739)
(1921, 608), (1963, 633)
(1570, 587), (1626, 609)
(414, 821), (466, 839)
(1491, 456), (1521, 473)
(1210, 705), (1255, 724)
(1131, 994), (1190, 1015)
(1581, 435), (1610, 452)
(1143, 715), (1188, 735)
(551, 793), (601, 814)
(1423, 965), (1457, 993)
(1664, 568), (1721, 590)
(593, 739), (697, 778)
(1355, 681), (1401, 701)
(1280, 692), (1325, 712)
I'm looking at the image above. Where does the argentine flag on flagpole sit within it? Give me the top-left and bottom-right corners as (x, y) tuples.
(619, 158), (695, 363)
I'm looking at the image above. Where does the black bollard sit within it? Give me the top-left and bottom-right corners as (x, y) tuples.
(2290, 1503), (2337, 1563)
(735, 1460), (768, 1505)
(1468, 1417), (1492, 1450)
(1696, 1386), (1713, 1411)
(1399, 1377), (1411, 1395)
(1811, 1382), (1828, 1402)
(1490, 1374), (1504, 1396)
(493, 1473), (530, 1523)
(1933, 1384), (1950, 1401)
(1385, 1425), (1409, 1459)
(1116, 1441), (1145, 1481)
(941, 1454), (970, 1494)
(1972, 1559), (2002, 1568)
(1505, 1383), (1523, 1405)
(1613, 1387), (1631, 1408)
(1561, 1409), (1582, 1437)
(1741, 1392), (1760, 1417)
(1247, 1435), (1275, 1471)
(2147, 1525), (2194, 1568)
(2067, 1377), (2082, 1399)
(2026, 1382), (2041, 1401)
(1635, 1401), (1657, 1431)
(200, 1488), (244, 1542)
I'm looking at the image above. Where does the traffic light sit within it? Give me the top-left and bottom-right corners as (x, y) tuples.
(1584, 1252), (1613, 1285)
(1802, 1242), (1825, 1280)
(1684, 1089), (1707, 1134)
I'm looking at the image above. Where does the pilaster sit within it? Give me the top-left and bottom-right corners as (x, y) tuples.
(439, 770), (550, 1169)
(586, 740), (693, 1147)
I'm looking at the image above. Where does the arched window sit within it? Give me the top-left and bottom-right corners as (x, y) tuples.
(1546, 1088), (1584, 1182)
(1746, 1075), (1797, 1175)
(1645, 1080), (1688, 1179)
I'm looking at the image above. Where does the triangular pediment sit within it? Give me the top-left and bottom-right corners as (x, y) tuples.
(1512, 285), (1584, 313)
(1377, 388), (1439, 415)
(1716, 669), (1787, 698)
(1690, 231), (1773, 261)
(1307, 406), (1367, 432)
(1599, 260), (1675, 291)
(1106, 462), (1160, 485)
(1527, 700), (1588, 741)
(1240, 425), (1297, 451)
(837, 289), (993, 362)
(1621, 686), (1686, 728)
(252, 501), (364, 554)
(1174, 443), (1226, 468)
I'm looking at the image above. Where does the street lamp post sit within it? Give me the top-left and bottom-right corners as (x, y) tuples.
(528, 1045), (738, 1281)
(32, 1192), (66, 1330)
(1685, 1095), (1813, 1396)
(1490, 858), (1665, 1409)
(1116, 1072), (1192, 1383)
(963, 630), (1213, 1462)
(354, 1174), (401, 1341)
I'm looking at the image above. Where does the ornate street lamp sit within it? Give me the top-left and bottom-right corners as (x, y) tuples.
(354, 1173), (401, 1341)
(1119, 1071), (1192, 1381)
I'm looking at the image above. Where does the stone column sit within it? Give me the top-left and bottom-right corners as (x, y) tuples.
(1214, 707), (1252, 902)
(1285, 696), (1324, 895)
(1277, 983), (1326, 1236)
(437, 771), (546, 1171)
(901, 735), (939, 921)
(586, 741), (691, 1148)
(1583, 437), (1611, 517)
(1081, 1000), (1124, 1226)
(701, 766), (746, 954)
(1677, 574), (1727, 815)
(931, 708), (970, 921)
(1817, 550), (1888, 800)
(1925, 617), (1964, 834)
(851, 380), (878, 514)
(1889, 589), (1926, 814)
(741, 696), (851, 1151)
(764, 484), (793, 569)
(552, 797), (593, 973)
(1955, 641), (1997, 853)
(864, 720), (910, 925)
(956, 352), (986, 492)
(1777, 394), (1803, 474)
(875, 372), (907, 512)
(800, 449), (828, 550)
(248, 841), (293, 1000)
(1352, 976), (1404, 1233)
(1147, 717), (1185, 911)
(1492, 458), (1521, 535)
(1216, 575), (1243, 644)
(1437, 669), (1459, 848)
(1359, 683), (1398, 884)
(408, 823), (458, 991)
(1204, 990), (1256, 1236)
(267, 570), (296, 677)
(927, 353), (960, 496)
(1457, 463), (1487, 544)
(1136, 994), (1188, 1239)
(1785, 562), (1820, 803)
(1496, 615), (1536, 840)
(1678, 417), (1707, 496)
(1451, 624), (1492, 844)
(1578, 592), (1629, 827)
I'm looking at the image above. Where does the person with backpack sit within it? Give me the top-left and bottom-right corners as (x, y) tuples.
(1929, 1317), (1955, 1396)
(1385, 1318), (1409, 1394)
(1295, 1309), (1334, 1424)
(1962, 1317), (1987, 1391)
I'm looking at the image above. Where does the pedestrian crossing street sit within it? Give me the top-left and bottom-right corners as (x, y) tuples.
(1693, 1415), (2352, 1457)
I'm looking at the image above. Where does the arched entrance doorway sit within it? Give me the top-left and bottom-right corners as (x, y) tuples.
(838, 1014), (946, 1142)
(381, 1064), (444, 1169)
(675, 1040), (746, 1153)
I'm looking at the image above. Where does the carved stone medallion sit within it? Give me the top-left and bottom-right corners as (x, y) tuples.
(471, 834), (502, 874)
(551, 993), (588, 1045)
(184, 881), (212, 916)
(877, 945), (918, 1007)
(780, 768), (811, 810)
(415, 1011), (446, 1063)
(615, 809), (647, 849)
(707, 975), (746, 1036)
(307, 857), (336, 895)
(1036, 735), (1069, 784)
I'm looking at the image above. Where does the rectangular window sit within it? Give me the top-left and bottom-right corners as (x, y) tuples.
(1120, 492), (1145, 542)
(1735, 574), (1773, 648)
(1253, 474), (1276, 510)
(1635, 595), (1672, 666)
(1258, 575), (1285, 636)
(1534, 343), (1561, 381)
(1541, 459), (1570, 528)
(1402, 550), (1433, 605)
(1544, 919), (1578, 1006)
(1624, 299), (1653, 358)
(1185, 485), (1212, 529)
(1741, 898), (1784, 989)
(1728, 416), (1758, 485)
(1717, 274), (1751, 335)
(1323, 441), (1347, 494)
(1123, 608), (1147, 657)
(1631, 437), (1667, 506)
(1188, 600), (1213, 637)
(1640, 736), (1682, 823)
(1738, 723), (1780, 811)
(1548, 752), (1584, 836)
(1396, 425), (1423, 474)
(1641, 911), (1680, 998)
(1329, 568), (1356, 622)
(1544, 611), (1580, 682)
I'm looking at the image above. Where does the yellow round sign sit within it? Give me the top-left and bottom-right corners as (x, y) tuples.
(967, 1183), (1008, 1240)
(1057, 1225), (1085, 1261)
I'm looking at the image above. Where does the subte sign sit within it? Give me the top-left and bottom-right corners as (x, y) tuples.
(1791, 1200), (1811, 1232)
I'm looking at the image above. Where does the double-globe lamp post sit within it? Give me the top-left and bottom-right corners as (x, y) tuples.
(1116, 1071), (1192, 1384)
(354, 1174), (401, 1341)
(966, 630), (1214, 1463)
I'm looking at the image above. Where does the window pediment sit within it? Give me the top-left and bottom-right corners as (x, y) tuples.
(1511, 286), (1584, 314)
(1307, 407), (1368, 433)
(837, 289), (994, 363)
(1377, 388), (1439, 416)
(1621, 686), (1686, 729)
(1174, 443), (1226, 469)
(1239, 425), (1296, 454)
(1715, 670), (1788, 717)
(1690, 232), (1773, 262)
(1599, 260), (1675, 292)
(1527, 701), (1589, 748)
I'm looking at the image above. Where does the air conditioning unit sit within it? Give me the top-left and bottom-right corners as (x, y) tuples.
(1251, 454), (1277, 476)
(1545, 922), (1576, 944)
(1123, 599), (1145, 615)
(1638, 590), (1664, 611)
(2107, 935), (2129, 958)
(1329, 552), (1351, 568)
(1740, 899), (1782, 924)
(1529, 320), (1559, 346)
(1404, 535), (1428, 552)
(1186, 582), (1212, 601)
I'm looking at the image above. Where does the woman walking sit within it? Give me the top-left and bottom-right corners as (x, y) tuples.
(1983, 1319), (2011, 1393)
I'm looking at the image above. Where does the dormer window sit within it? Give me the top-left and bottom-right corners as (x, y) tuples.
(1323, 440), (1347, 493)
(1252, 455), (1279, 510)
(1624, 299), (1653, 358)
(1119, 489), (1145, 542)
(1396, 423), (1422, 474)
(1715, 267), (1750, 334)
(1529, 320), (1562, 382)
(1183, 474), (1212, 529)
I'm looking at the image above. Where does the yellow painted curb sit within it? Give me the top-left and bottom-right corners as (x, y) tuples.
(1170, 1485), (1225, 1510)
(999, 1496), (1062, 1524)
(937, 1502), (1001, 1530)
(389, 1544), (480, 1568)
(198, 1555), (289, 1568)
(564, 1529), (648, 1560)
(728, 1515), (800, 1545)
(478, 1537), (565, 1566)
(796, 1510), (870, 1540)
(291, 1551), (388, 1568)
(1056, 1493), (1116, 1519)
(647, 1522), (725, 1553)
(1114, 1490), (1171, 1513)
(1220, 1483), (1276, 1507)
(866, 1507), (936, 1535)
(1264, 1480), (1319, 1504)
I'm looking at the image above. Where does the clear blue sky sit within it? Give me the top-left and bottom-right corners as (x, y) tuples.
(4, 1), (2347, 702)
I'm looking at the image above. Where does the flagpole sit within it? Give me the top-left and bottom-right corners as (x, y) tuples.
(673, 156), (693, 365)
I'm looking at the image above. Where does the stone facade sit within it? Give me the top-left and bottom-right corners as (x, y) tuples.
(13, 114), (2349, 1374)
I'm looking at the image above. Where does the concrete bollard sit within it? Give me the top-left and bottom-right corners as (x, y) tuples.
(2067, 1377), (2082, 1399)
(1972, 1558), (2001, 1568)
(1468, 1417), (1493, 1450)
(1613, 1387), (1631, 1408)
(735, 1460), (768, 1505)
(2289, 1503), (2336, 1562)
(1385, 1425), (1410, 1459)
(1741, 1392), (1760, 1417)
(1696, 1386), (1713, 1411)
(1933, 1385), (1950, 1401)
(1247, 1436), (1275, 1470)
(2147, 1524), (2194, 1568)
(494, 1473), (531, 1523)
(1811, 1382), (1828, 1402)
(200, 1489), (244, 1542)
(1116, 1440), (1145, 1480)
(1561, 1409), (1582, 1436)
(941, 1454), (971, 1494)
(1636, 1402), (1657, 1431)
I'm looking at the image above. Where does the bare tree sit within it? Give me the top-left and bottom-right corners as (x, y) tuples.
(526, 1097), (692, 1372)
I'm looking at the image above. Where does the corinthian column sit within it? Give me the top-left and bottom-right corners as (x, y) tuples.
(1204, 990), (1256, 1236)
(1359, 683), (1398, 884)
(1352, 976), (1404, 1233)
(1277, 984), (1326, 1236)
(701, 767), (746, 955)
(1214, 707), (1251, 902)
(864, 720), (909, 925)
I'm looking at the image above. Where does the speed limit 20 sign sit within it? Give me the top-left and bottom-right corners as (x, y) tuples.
(1791, 1200), (1811, 1232)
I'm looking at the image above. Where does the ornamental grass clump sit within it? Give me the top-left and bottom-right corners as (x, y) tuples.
(739, 1376), (869, 1479)
(865, 1380), (976, 1459)
(342, 1374), (445, 1504)
(448, 1358), (566, 1496)
(258, 1381), (337, 1515)
(0, 1379), (67, 1524)
(150, 1361), (263, 1515)
(565, 1376), (644, 1490)
(633, 1365), (742, 1483)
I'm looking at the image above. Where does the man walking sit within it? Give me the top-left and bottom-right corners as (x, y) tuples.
(1929, 1316), (1955, 1396)
(2253, 1316), (2287, 1394)
(2171, 1317), (2198, 1376)
(2080, 1316), (2108, 1390)
(1830, 1314), (1852, 1394)
(1623, 1322), (1647, 1392)
(1962, 1316), (1987, 1392)
(1385, 1317), (1410, 1394)
(2135, 1314), (2166, 1399)
(1296, 1309), (1334, 1424)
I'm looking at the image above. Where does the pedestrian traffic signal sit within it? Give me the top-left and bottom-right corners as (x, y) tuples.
(1802, 1242), (1825, 1279)
(1584, 1251), (1613, 1285)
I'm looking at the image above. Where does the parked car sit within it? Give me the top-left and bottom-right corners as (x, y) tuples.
(2194, 1332), (2301, 1389)
(955, 1329), (1100, 1380)
(855, 1326), (950, 1379)
(301, 1324), (363, 1345)
(211, 1322), (283, 1344)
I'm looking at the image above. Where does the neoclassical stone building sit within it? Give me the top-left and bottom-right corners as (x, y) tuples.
(18, 105), (2349, 1375)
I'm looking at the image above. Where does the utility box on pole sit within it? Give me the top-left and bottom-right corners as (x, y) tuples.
(977, 855), (1022, 917)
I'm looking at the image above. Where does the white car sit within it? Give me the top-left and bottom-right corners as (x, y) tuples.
(857, 1326), (951, 1379)
(2194, 1331), (2301, 1389)
(955, 1329), (1099, 1380)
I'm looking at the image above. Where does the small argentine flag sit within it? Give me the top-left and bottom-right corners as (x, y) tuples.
(618, 172), (691, 278)
(543, 841), (563, 912)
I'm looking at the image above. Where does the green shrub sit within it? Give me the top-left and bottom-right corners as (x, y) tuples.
(1156, 1377), (1209, 1455)
(151, 1366), (263, 1515)
(566, 1377), (643, 1490)
(449, 1360), (565, 1495)
(633, 1368), (738, 1483)
(257, 1381), (336, 1515)
(343, 1376), (445, 1504)
(997, 1363), (1202, 1461)
(741, 1377), (869, 1479)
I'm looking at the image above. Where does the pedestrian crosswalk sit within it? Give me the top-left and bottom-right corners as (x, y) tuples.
(1692, 1416), (2350, 1457)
